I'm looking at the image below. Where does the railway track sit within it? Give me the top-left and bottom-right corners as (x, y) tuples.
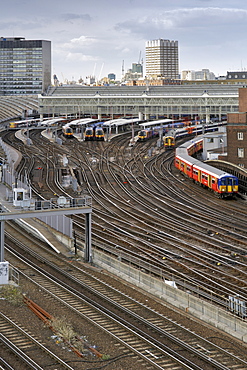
(3, 129), (247, 308)
(4, 230), (247, 370)
(1, 128), (247, 368)
(0, 312), (74, 370)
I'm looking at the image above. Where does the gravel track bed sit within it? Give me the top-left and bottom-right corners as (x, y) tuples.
(1, 259), (247, 370)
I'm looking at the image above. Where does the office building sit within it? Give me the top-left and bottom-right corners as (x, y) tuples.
(182, 69), (215, 81)
(108, 73), (116, 80)
(124, 63), (143, 82)
(0, 37), (51, 95)
(145, 39), (179, 79)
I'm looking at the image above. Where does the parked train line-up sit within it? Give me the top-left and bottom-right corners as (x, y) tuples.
(84, 123), (105, 141)
(137, 120), (226, 143)
(175, 137), (238, 198)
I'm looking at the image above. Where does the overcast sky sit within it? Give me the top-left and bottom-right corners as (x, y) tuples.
(2, 0), (247, 82)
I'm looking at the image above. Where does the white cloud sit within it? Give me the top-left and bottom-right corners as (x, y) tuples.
(70, 36), (98, 46)
(1, 1), (247, 80)
(65, 52), (98, 62)
(116, 7), (247, 35)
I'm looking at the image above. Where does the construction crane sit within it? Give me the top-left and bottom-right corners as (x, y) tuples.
(138, 51), (143, 66)
(122, 60), (125, 79)
(138, 51), (141, 64)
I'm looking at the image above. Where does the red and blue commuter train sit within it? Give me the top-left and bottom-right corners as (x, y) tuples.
(137, 120), (225, 143)
(137, 127), (160, 141)
(175, 138), (238, 197)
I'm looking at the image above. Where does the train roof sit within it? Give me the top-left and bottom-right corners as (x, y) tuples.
(175, 154), (198, 167)
(176, 139), (236, 178)
(192, 161), (233, 178)
(65, 118), (98, 128)
(40, 118), (66, 126)
(139, 119), (172, 128)
(103, 118), (140, 127)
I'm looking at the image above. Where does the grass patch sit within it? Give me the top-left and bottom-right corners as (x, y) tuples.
(0, 285), (23, 306)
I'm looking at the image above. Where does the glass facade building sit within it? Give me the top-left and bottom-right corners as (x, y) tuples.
(0, 37), (51, 95)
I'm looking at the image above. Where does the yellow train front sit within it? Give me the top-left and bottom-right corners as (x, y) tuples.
(84, 127), (94, 141)
(94, 126), (105, 141)
(138, 129), (154, 141)
(62, 126), (73, 138)
(163, 135), (175, 149)
(9, 122), (18, 129)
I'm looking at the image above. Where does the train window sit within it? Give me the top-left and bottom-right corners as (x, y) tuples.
(212, 178), (215, 184)
(187, 166), (191, 171)
(139, 130), (146, 136)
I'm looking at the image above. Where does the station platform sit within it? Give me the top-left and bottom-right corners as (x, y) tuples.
(0, 182), (74, 257)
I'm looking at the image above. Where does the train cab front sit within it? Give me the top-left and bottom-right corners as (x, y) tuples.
(95, 128), (105, 141)
(138, 130), (147, 141)
(84, 128), (94, 141)
(218, 176), (238, 197)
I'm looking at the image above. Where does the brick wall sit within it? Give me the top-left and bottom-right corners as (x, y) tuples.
(239, 88), (247, 112)
(226, 125), (247, 167)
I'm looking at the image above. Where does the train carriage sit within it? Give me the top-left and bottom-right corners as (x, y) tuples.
(187, 139), (203, 156)
(138, 128), (155, 141)
(175, 136), (238, 197)
(175, 154), (195, 178)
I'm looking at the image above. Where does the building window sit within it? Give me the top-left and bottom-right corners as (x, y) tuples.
(206, 138), (214, 143)
(238, 132), (244, 140)
(238, 148), (244, 158)
(238, 163), (244, 168)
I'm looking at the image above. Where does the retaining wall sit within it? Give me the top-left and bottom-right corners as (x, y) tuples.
(92, 249), (247, 343)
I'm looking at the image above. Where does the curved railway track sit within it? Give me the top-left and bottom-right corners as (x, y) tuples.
(3, 128), (247, 307)
(1, 128), (247, 368)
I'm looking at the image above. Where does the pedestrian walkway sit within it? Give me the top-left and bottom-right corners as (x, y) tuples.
(0, 182), (73, 256)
